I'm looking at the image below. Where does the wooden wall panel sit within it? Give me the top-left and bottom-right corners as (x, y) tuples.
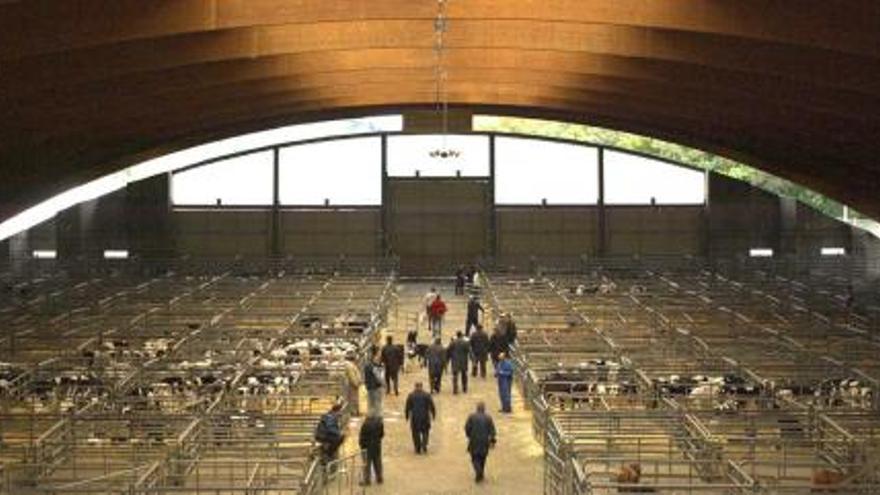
(279, 209), (380, 257)
(606, 206), (703, 256)
(496, 207), (598, 266)
(389, 179), (489, 274)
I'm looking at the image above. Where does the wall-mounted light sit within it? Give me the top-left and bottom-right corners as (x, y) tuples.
(820, 247), (846, 256)
(749, 248), (773, 258)
(32, 250), (57, 259)
(104, 250), (129, 259)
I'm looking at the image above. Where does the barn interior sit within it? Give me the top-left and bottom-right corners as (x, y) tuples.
(1, 2), (880, 494)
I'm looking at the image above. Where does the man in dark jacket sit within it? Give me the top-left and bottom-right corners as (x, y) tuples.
(425, 338), (447, 393)
(500, 313), (518, 347)
(315, 403), (345, 465)
(489, 329), (506, 367)
(404, 382), (436, 454)
(363, 351), (384, 415)
(464, 401), (496, 482)
(469, 324), (490, 378)
(447, 331), (471, 394)
(380, 336), (404, 396)
(464, 296), (484, 336)
(358, 413), (384, 485)
(455, 266), (466, 295)
(504, 313), (516, 350)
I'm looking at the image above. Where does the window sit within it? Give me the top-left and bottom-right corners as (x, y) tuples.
(821, 247), (846, 256)
(387, 135), (489, 177)
(32, 250), (57, 259)
(603, 151), (705, 205)
(172, 152), (274, 206)
(0, 116), (401, 240)
(749, 248), (774, 258)
(495, 137), (598, 205)
(279, 137), (381, 205)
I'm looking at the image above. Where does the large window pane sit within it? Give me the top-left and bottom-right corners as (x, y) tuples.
(172, 152), (273, 206)
(280, 137), (381, 205)
(387, 135), (489, 177)
(604, 151), (705, 205)
(495, 137), (598, 205)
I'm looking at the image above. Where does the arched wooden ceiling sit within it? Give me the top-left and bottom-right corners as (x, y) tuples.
(1, 0), (878, 220)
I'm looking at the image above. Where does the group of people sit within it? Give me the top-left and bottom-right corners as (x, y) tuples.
(454, 265), (484, 295)
(315, 282), (520, 486)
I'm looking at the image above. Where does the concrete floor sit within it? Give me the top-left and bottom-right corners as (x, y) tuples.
(342, 282), (545, 495)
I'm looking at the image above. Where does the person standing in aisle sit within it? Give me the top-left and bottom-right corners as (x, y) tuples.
(455, 266), (466, 295)
(429, 294), (447, 340)
(314, 402), (346, 465)
(495, 352), (515, 413)
(464, 402), (496, 483)
(489, 327), (506, 368)
(464, 295), (484, 336)
(499, 312), (518, 348)
(425, 338), (447, 393)
(404, 382), (436, 454)
(363, 350), (385, 416)
(380, 335), (404, 396)
(447, 331), (471, 394)
(470, 324), (490, 379)
(343, 356), (362, 416)
(358, 413), (384, 485)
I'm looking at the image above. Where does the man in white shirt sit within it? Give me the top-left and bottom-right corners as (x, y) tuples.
(423, 287), (438, 330)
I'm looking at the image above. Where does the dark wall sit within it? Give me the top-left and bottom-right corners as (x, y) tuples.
(707, 173), (782, 258)
(496, 207), (597, 264)
(606, 206), (704, 256)
(3, 169), (874, 270)
(388, 179), (490, 274)
(280, 209), (380, 258)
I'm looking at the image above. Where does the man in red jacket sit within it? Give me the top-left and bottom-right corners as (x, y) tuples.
(429, 294), (447, 340)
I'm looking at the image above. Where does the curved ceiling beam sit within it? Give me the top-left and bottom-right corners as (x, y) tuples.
(9, 50), (878, 124)
(4, 20), (876, 96)
(2, 0), (876, 59)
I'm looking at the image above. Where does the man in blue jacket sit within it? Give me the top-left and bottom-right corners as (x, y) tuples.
(495, 352), (514, 413)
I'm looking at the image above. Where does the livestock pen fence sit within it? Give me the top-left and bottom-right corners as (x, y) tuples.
(482, 260), (880, 493)
(1, 263), (396, 495)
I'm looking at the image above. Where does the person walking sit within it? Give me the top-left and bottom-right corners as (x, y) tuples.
(447, 331), (471, 394)
(363, 350), (385, 416)
(314, 403), (346, 465)
(425, 338), (447, 394)
(464, 402), (496, 483)
(464, 295), (484, 336)
(380, 335), (404, 396)
(404, 382), (436, 454)
(423, 286), (438, 331)
(470, 324), (490, 378)
(495, 352), (515, 413)
(358, 413), (384, 485)
(429, 294), (447, 340)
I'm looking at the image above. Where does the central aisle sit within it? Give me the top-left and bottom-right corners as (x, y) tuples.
(346, 282), (544, 494)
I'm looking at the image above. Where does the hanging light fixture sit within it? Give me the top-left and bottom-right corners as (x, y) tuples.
(429, 0), (461, 160)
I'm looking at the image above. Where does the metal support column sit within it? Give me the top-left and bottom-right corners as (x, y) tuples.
(380, 135), (390, 257)
(271, 147), (281, 259)
(597, 147), (607, 257)
(488, 134), (498, 263)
